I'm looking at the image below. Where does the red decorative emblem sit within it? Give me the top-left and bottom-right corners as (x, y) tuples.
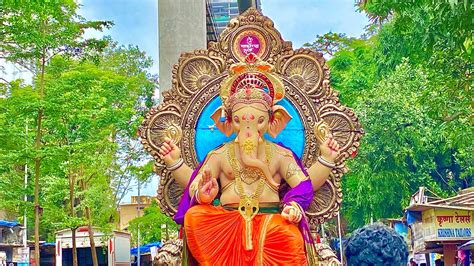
(245, 53), (257, 64)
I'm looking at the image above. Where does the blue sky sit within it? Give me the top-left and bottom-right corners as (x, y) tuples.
(80, 0), (160, 74)
(261, 0), (368, 47)
(79, 0), (368, 202)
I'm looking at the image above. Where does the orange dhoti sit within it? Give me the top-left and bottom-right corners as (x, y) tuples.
(184, 204), (307, 265)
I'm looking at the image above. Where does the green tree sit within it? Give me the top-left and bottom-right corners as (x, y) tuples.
(343, 60), (441, 228)
(0, 47), (155, 266)
(128, 201), (179, 246)
(43, 45), (154, 264)
(0, 1), (111, 264)
(303, 32), (355, 57)
(305, 0), (472, 230)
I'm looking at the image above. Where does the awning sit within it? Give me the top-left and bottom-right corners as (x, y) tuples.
(130, 242), (162, 255)
(406, 210), (422, 225)
(458, 240), (474, 250)
(0, 220), (20, 227)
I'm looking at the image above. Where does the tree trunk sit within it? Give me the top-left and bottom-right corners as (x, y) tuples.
(85, 206), (99, 266)
(69, 172), (78, 266)
(33, 45), (46, 266)
(71, 229), (78, 266)
(33, 155), (41, 266)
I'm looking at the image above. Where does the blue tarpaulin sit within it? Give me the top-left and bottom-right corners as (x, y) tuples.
(130, 242), (162, 255)
(332, 237), (347, 251)
(406, 210), (422, 225)
(0, 220), (20, 227)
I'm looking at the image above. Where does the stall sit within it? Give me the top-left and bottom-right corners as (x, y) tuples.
(0, 220), (28, 266)
(55, 226), (131, 266)
(406, 187), (474, 266)
(130, 242), (162, 266)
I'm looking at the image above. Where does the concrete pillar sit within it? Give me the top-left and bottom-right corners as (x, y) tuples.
(443, 244), (457, 266)
(158, 0), (207, 93)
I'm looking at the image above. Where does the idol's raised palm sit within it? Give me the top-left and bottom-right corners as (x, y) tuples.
(197, 169), (218, 204)
(158, 137), (181, 165)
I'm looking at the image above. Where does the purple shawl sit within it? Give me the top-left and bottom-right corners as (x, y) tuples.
(173, 143), (315, 244)
(173, 155), (207, 225)
(279, 143), (315, 244)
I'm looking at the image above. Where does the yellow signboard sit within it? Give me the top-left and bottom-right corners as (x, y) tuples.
(422, 208), (473, 241)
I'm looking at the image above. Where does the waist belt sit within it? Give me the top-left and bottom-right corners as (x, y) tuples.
(222, 203), (280, 214)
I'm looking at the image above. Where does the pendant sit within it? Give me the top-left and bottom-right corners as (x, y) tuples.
(238, 196), (259, 250)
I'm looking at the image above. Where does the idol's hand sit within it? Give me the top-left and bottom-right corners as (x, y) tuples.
(197, 168), (218, 204)
(281, 205), (302, 223)
(319, 134), (340, 162)
(158, 137), (181, 166)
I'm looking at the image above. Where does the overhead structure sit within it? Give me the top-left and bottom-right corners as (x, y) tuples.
(406, 187), (474, 266)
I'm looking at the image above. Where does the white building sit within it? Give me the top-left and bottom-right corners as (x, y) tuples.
(55, 227), (130, 266)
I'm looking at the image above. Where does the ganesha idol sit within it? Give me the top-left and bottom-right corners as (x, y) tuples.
(157, 54), (341, 265)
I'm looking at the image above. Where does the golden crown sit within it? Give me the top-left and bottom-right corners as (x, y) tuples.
(220, 53), (285, 111)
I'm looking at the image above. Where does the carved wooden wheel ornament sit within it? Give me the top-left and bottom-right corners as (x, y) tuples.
(139, 8), (363, 225)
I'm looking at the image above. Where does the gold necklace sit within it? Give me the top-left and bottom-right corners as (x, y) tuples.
(227, 141), (272, 184)
(227, 141), (272, 196)
(227, 141), (272, 250)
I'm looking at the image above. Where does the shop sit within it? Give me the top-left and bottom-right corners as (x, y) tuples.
(0, 220), (28, 266)
(406, 187), (474, 266)
(55, 226), (131, 266)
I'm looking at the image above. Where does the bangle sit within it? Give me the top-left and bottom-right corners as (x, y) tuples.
(166, 158), (184, 171)
(194, 189), (202, 204)
(318, 156), (336, 169)
(288, 201), (303, 222)
(289, 201), (303, 214)
(189, 182), (198, 198)
(194, 189), (210, 205)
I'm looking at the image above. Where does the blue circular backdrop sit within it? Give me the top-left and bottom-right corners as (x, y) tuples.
(195, 96), (305, 162)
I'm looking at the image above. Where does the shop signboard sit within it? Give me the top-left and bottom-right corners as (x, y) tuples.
(421, 208), (473, 241)
(413, 254), (426, 264)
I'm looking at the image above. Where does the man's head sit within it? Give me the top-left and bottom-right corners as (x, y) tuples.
(344, 223), (409, 266)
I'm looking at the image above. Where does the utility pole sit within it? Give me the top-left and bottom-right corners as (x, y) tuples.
(137, 179), (141, 266)
(337, 212), (344, 265)
(23, 120), (28, 262)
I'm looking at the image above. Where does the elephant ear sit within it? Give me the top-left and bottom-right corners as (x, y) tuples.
(211, 106), (233, 137)
(268, 105), (292, 138)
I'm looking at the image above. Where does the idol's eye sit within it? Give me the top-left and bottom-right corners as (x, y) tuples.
(233, 116), (240, 123)
(258, 116), (265, 124)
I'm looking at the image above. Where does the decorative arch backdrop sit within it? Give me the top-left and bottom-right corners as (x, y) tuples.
(195, 96), (305, 162)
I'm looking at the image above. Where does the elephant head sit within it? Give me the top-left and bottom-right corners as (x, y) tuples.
(210, 53), (291, 189)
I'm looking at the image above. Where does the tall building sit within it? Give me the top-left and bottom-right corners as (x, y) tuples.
(206, 1), (218, 42)
(118, 196), (153, 230)
(158, 0), (207, 92)
(207, 0), (261, 36)
(208, 0), (239, 36)
(158, 0), (261, 92)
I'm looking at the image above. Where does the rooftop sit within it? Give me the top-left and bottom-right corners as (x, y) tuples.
(406, 187), (474, 212)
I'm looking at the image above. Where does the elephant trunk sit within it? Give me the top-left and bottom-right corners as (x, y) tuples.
(237, 130), (279, 189)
